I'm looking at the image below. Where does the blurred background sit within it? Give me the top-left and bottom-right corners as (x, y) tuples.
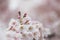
(0, 0), (60, 40)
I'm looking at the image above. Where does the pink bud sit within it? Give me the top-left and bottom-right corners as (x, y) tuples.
(18, 11), (21, 16)
(23, 13), (27, 18)
(18, 16), (21, 19)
